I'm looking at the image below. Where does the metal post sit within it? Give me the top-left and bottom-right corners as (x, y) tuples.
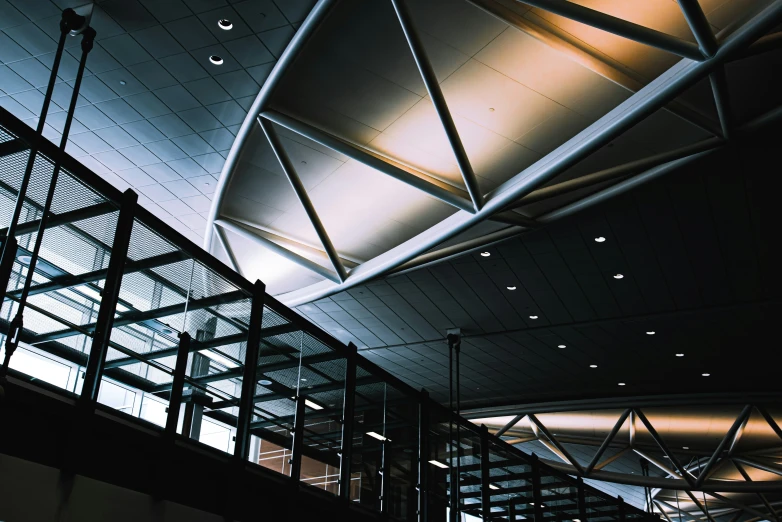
(480, 425), (491, 521)
(509, 501), (516, 522)
(618, 495), (627, 522)
(290, 394), (306, 482)
(165, 332), (191, 438)
(678, 0), (718, 57)
(419, 389), (430, 522)
(0, 9), (82, 298)
(340, 342), (358, 500)
(390, 0), (483, 212)
(234, 280), (265, 461)
(2, 27), (95, 376)
(530, 454), (545, 522)
(577, 477), (588, 522)
(79, 188), (136, 404)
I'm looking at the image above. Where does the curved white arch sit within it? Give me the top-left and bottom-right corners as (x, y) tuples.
(204, 0), (782, 307)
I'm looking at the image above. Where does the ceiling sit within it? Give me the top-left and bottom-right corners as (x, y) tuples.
(0, 0), (317, 246)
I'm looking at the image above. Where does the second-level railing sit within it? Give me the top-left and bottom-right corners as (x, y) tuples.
(0, 105), (656, 522)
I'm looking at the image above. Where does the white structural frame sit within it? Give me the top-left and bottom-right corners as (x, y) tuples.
(205, 0), (782, 307)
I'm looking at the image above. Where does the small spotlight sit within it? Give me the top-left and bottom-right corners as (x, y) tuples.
(557, 344), (566, 349)
(218, 19), (233, 30)
(529, 315), (538, 320)
(613, 274), (624, 279)
(209, 55), (224, 65)
(589, 364), (597, 368)
(489, 483), (500, 490)
(480, 252), (491, 257)
(646, 331), (655, 335)
(507, 286), (516, 290)
(676, 353), (684, 357)
(683, 446), (689, 450)
(17, 254), (32, 264)
(618, 382), (625, 386)
(259, 379), (272, 386)
(702, 373), (710, 377)
(119, 80), (127, 85)
(594, 237), (606, 243)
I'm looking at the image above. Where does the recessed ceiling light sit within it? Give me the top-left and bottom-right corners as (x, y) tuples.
(646, 331), (655, 335)
(618, 382), (625, 386)
(259, 379), (272, 386)
(17, 254), (32, 264)
(676, 353), (684, 357)
(613, 274), (624, 279)
(702, 373), (710, 377)
(119, 80), (126, 85)
(683, 446), (689, 450)
(480, 252), (491, 257)
(429, 459), (449, 469)
(507, 286), (516, 290)
(557, 344), (566, 349)
(594, 237), (606, 243)
(209, 55), (224, 65)
(529, 315), (538, 319)
(489, 483), (500, 490)
(366, 431), (390, 442)
(489, 107), (495, 112)
(218, 19), (233, 30)
(590, 364), (597, 368)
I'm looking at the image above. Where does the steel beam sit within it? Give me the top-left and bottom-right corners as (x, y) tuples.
(686, 491), (715, 522)
(215, 218), (341, 283)
(517, 0), (704, 60)
(710, 65), (734, 139)
(506, 137), (722, 208)
(679, 0), (719, 57)
(695, 404), (752, 488)
(0, 138), (28, 158)
(259, 118), (347, 282)
(585, 408), (631, 475)
(260, 110), (475, 213)
(634, 409), (694, 487)
(390, 0), (483, 211)
(465, 0), (719, 135)
(214, 224), (242, 276)
(480, 425), (491, 520)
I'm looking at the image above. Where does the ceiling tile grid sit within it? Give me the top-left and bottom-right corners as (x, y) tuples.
(0, 0), (317, 244)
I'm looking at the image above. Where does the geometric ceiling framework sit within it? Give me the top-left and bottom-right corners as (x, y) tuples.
(205, 0), (782, 304)
(1, 0), (316, 246)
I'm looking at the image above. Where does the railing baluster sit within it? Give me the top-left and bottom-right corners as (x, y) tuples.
(80, 189), (137, 404)
(290, 395), (306, 482)
(234, 280), (265, 461)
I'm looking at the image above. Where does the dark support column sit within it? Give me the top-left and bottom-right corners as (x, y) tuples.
(340, 342), (358, 500)
(419, 389), (430, 522)
(290, 395), (306, 482)
(234, 280), (265, 461)
(0, 235), (17, 311)
(165, 332), (191, 438)
(578, 477), (588, 522)
(531, 455), (545, 522)
(80, 189), (137, 404)
(509, 501), (516, 522)
(480, 425), (491, 521)
(618, 496), (626, 522)
(0, 9), (82, 299)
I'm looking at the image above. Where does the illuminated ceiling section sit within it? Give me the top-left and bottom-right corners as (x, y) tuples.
(205, 0), (779, 301)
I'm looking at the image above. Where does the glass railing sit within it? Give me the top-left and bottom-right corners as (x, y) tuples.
(0, 105), (657, 522)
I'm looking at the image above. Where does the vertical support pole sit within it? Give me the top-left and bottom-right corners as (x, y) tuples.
(577, 477), (588, 522)
(290, 394), (306, 482)
(234, 279), (265, 461)
(340, 342), (358, 501)
(480, 425), (491, 521)
(509, 501), (516, 522)
(618, 495), (626, 522)
(709, 65), (734, 140)
(0, 9), (81, 298)
(79, 189), (137, 404)
(165, 332), (191, 438)
(530, 454), (545, 522)
(419, 389), (430, 522)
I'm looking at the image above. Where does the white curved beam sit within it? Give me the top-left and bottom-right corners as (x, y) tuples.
(204, 0), (782, 307)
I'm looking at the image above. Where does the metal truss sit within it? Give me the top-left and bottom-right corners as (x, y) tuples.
(472, 397), (782, 521)
(204, 0), (782, 306)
